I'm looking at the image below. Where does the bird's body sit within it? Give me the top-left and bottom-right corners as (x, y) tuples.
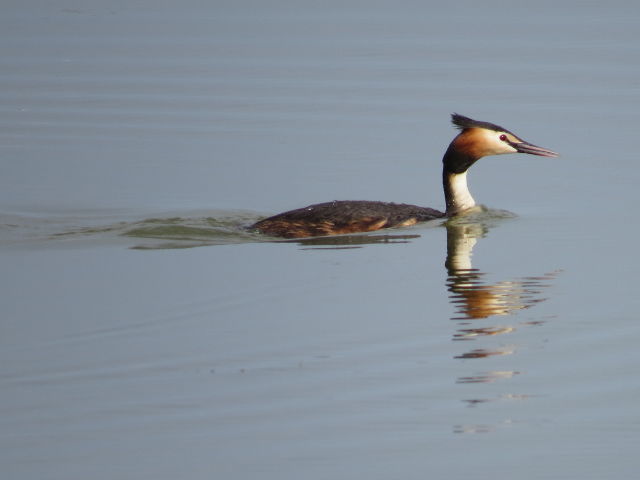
(252, 114), (558, 239)
(252, 200), (444, 239)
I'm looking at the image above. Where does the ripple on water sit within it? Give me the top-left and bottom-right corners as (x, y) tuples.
(0, 210), (262, 250)
(0, 205), (517, 250)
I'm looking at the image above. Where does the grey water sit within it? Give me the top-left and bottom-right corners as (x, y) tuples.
(2, 1), (640, 479)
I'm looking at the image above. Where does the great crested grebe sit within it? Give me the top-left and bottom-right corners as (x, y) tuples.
(252, 114), (558, 238)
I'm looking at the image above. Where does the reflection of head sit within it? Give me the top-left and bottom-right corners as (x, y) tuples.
(445, 218), (558, 320)
(449, 278), (530, 319)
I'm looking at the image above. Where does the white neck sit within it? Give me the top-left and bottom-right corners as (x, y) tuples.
(444, 171), (476, 215)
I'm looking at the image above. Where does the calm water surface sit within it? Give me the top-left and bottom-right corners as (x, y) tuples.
(2, 1), (640, 479)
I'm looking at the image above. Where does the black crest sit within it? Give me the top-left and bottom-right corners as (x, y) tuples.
(451, 113), (509, 133)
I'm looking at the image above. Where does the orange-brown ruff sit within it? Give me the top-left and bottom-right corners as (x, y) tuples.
(252, 114), (558, 238)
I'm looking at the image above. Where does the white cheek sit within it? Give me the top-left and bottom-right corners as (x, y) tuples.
(496, 142), (518, 155)
(482, 131), (518, 155)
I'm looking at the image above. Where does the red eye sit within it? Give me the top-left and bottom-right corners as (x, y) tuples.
(499, 134), (507, 141)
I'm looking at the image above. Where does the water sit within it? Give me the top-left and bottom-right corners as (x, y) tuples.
(2, 1), (640, 479)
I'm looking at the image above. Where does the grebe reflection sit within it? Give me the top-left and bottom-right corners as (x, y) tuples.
(445, 220), (559, 326)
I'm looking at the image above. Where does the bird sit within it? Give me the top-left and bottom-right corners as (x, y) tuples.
(251, 113), (558, 238)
